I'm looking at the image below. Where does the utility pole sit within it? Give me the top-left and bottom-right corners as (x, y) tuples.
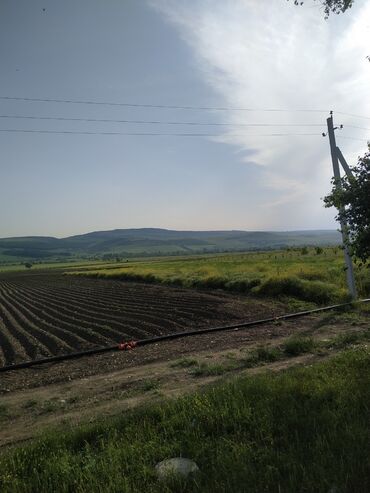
(326, 112), (357, 300)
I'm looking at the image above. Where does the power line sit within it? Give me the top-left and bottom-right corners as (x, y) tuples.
(0, 128), (324, 137)
(336, 111), (370, 121)
(0, 114), (327, 127)
(344, 124), (370, 132)
(0, 96), (330, 113)
(336, 135), (369, 142)
(1, 96), (369, 121)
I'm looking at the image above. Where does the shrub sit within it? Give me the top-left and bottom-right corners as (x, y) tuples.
(225, 278), (261, 293)
(254, 276), (340, 304)
(194, 276), (226, 290)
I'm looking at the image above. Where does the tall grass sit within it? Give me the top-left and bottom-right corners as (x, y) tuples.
(70, 247), (369, 303)
(1, 348), (370, 492)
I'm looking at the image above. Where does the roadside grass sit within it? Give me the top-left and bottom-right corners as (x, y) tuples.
(170, 358), (199, 369)
(283, 335), (316, 356)
(316, 305), (370, 329)
(189, 362), (231, 377)
(325, 329), (370, 349)
(69, 247), (370, 303)
(1, 348), (370, 492)
(140, 379), (161, 392)
(170, 325), (370, 379)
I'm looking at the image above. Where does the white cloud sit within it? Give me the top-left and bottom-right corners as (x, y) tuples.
(150, 0), (370, 223)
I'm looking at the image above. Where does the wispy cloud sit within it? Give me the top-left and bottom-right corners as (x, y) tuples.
(150, 0), (370, 218)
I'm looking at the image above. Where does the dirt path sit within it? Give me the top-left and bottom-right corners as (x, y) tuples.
(1, 310), (368, 449)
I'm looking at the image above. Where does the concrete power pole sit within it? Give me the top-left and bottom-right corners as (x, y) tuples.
(326, 113), (357, 300)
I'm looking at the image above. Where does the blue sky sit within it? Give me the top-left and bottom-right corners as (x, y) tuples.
(1, 0), (369, 238)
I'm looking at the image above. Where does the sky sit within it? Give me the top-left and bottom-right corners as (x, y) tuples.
(0, 0), (369, 238)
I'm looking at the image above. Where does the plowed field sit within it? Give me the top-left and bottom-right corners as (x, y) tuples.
(0, 271), (277, 367)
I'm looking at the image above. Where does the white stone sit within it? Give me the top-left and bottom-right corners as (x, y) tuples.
(155, 457), (200, 480)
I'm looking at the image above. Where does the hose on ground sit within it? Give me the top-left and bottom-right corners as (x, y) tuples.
(1, 298), (369, 373)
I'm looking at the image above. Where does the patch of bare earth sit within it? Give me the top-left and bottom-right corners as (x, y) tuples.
(1, 310), (368, 449)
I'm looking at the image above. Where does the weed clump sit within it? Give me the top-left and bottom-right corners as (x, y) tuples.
(189, 362), (229, 377)
(170, 358), (198, 369)
(242, 345), (282, 367)
(283, 335), (315, 356)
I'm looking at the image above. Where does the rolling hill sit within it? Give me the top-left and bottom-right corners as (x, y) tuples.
(0, 228), (341, 262)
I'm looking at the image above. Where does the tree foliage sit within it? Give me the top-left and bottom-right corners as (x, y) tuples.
(290, 0), (354, 17)
(324, 146), (370, 263)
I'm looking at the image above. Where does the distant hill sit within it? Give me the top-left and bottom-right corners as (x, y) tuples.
(0, 228), (341, 262)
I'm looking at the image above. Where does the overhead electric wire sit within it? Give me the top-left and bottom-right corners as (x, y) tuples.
(344, 124), (370, 132)
(1, 96), (369, 121)
(336, 135), (369, 142)
(0, 128), (324, 137)
(0, 114), (328, 127)
(0, 96), (368, 138)
(0, 95), (330, 113)
(336, 111), (370, 121)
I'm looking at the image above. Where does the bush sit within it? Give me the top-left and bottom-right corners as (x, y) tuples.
(254, 276), (340, 304)
(193, 276), (227, 290)
(225, 278), (261, 293)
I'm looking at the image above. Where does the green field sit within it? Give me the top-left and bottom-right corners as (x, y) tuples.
(1, 347), (369, 492)
(0, 259), (119, 273)
(71, 247), (370, 304)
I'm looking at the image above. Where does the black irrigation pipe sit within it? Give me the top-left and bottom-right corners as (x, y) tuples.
(1, 298), (369, 374)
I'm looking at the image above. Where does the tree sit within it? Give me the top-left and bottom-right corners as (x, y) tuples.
(24, 262), (33, 269)
(289, 0), (354, 17)
(324, 146), (370, 263)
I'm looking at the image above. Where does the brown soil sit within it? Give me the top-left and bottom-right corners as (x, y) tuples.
(1, 309), (368, 449)
(0, 271), (285, 366)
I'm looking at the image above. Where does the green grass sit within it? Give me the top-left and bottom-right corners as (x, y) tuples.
(242, 345), (283, 367)
(327, 330), (370, 349)
(0, 258), (139, 273)
(140, 380), (160, 392)
(283, 335), (316, 356)
(70, 247), (370, 303)
(1, 348), (370, 492)
(188, 362), (231, 377)
(170, 358), (199, 369)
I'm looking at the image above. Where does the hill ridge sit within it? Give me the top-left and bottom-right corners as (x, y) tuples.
(0, 228), (341, 262)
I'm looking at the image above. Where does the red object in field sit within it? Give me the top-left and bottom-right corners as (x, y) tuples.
(118, 341), (137, 351)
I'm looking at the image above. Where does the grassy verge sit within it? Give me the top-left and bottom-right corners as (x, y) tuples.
(1, 347), (370, 492)
(69, 248), (370, 303)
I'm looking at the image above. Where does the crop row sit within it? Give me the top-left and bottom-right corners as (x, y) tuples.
(0, 273), (227, 367)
